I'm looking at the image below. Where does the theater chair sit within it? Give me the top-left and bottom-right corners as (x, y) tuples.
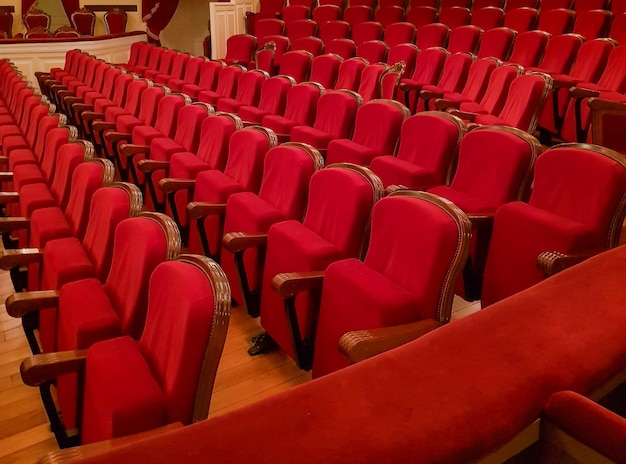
(324, 38), (357, 59)
(472, 6), (505, 30)
(70, 7), (96, 36)
(439, 6), (471, 28)
(406, 6), (438, 28)
(398, 47), (449, 112)
(167, 56), (206, 93)
(104, 7), (127, 34)
(144, 49), (177, 82)
(246, 0), (285, 35)
(375, 5), (405, 27)
(0, 10), (13, 38)
(357, 40), (389, 66)
(427, 126), (540, 300)
(23, 7), (51, 31)
(186, 127), (278, 257)
(609, 11), (626, 42)
(251, 163), (384, 368)
(312, 4), (342, 25)
(352, 21), (384, 45)
(343, 5), (374, 27)
(476, 26), (517, 60)
(447, 25), (482, 54)
(276, 50), (313, 83)
(309, 54), (342, 89)
(416, 22), (451, 49)
(525, 33), (583, 75)
(285, 18), (317, 41)
(503, 7), (538, 32)
(221, 34), (257, 66)
(291, 36), (324, 56)
(221, 143), (324, 313)
(418, 51), (474, 110)
(254, 38), (289, 74)
(482, 143), (626, 307)
(304, 190), (470, 378)
(282, 7), (312, 27)
(217, 69), (267, 114)
(237, 75), (294, 124)
(572, 8), (613, 39)
(506, 30), (551, 68)
(62, 65), (122, 124)
(261, 82), (324, 139)
(255, 18), (286, 44)
(357, 63), (390, 102)
(326, 99), (410, 166)
(588, 96), (626, 153)
(182, 60), (224, 100)
(153, 53), (190, 86)
(537, 8), (576, 36)
(370, 111), (465, 189)
(319, 20), (351, 45)
(197, 65), (245, 106)
(387, 43), (419, 78)
(383, 21), (417, 47)
(541, 391), (626, 463)
(334, 56), (368, 91)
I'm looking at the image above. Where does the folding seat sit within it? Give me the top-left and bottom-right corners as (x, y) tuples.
(398, 47), (449, 111)
(154, 52), (190, 86)
(246, 0), (286, 35)
(167, 55), (206, 92)
(418, 51), (474, 110)
(572, 8), (613, 39)
(318, 20), (351, 44)
(281, 5), (311, 24)
(560, 44), (626, 142)
(326, 99), (410, 165)
(503, 7), (538, 32)
(536, 8), (576, 35)
(285, 18), (318, 41)
(251, 164), (385, 367)
(608, 11), (626, 43)
(309, 53), (343, 88)
(504, 0), (538, 9)
(357, 63), (390, 101)
(70, 7), (96, 36)
(587, 95), (626, 152)
(197, 64), (245, 106)
(416, 22), (451, 49)
(312, 5), (342, 25)
(132, 46), (166, 77)
(324, 38), (357, 58)
(525, 33), (583, 75)
(144, 49), (177, 81)
(427, 126), (540, 300)
(383, 21), (417, 47)
(216, 69), (267, 113)
(476, 26), (517, 59)
(136, 103), (214, 212)
(221, 34), (257, 65)
(220, 144), (324, 311)
(538, 38), (615, 138)
(159, 113), (243, 232)
(406, 6), (438, 27)
(351, 21), (384, 45)
(104, 6), (127, 34)
(446, 25), (482, 54)
(262, 82), (324, 137)
(290, 90), (363, 150)
(482, 143), (626, 307)
(335, 56), (369, 91)
(438, 6), (471, 29)
(186, 127), (278, 257)
(540, 0), (574, 10)
(370, 111), (465, 189)
(277, 50), (314, 82)
(387, 43), (420, 77)
(256, 18), (287, 44)
(343, 5), (375, 27)
(238, 75), (295, 123)
(182, 60), (225, 99)
(357, 40), (389, 64)
(472, 7), (505, 30)
(374, 6), (405, 27)
(310, 189), (471, 377)
(506, 30), (551, 67)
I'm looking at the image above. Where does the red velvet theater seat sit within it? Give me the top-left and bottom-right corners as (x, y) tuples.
(311, 190), (471, 377)
(572, 8), (613, 39)
(439, 6), (471, 28)
(506, 30), (551, 68)
(417, 51), (474, 111)
(334, 57), (368, 91)
(167, 56), (206, 93)
(446, 25), (482, 54)
(217, 70), (267, 114)
(261, 82), (324, 137)
(383, 21), (417, 47)
(503, 7), (538, 32)
(416, 22), (450, 50)
(255, 163), (385, 369)
(406, 6), (438, 28)
(588, 96), (626, 153)
(387, 43), (419, 79)
(324, 38), (357, 59)
(482, 143), (626, 307)
(357, 63), (389, 102)
(472, 6), (505, 30)
(197, 65), (245, 106)
(181, 60), (224, 100)
(222, 34), (257, 65)
(220, 143), (325, 314)
(398, 47), (449, 112)
(525, 33), (583, 75)
(352, 21), (384, 46)
(238, 75), (294, 124)
(104, 7), (127, 34)
(356, 40), (389, 67)
(312, 5), (342, 25)
(476, 26), (517, 60)
(309, 54), (342, 89)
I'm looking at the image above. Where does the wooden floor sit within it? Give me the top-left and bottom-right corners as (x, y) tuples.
(0, 243), (480, 464)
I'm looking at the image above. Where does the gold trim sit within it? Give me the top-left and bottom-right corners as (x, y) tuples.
(214, 112), (244, 131)
(243, 125), (279, 149)
(525, 71), (553, 134)
(87, 158), (116, 187)
(280, 142), (325, 172)
(112, 182), (144, 217)
(137, 211), (182, 261)
(192, 101), (216, 115)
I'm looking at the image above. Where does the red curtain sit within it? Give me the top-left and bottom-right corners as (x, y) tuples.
(142, 0), (180, 44)
(61, 0), (80, 20)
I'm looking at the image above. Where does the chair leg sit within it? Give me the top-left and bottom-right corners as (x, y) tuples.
(284, 296), (317, 371)
(22, 312), (41, 355)
(233, 249), (264, 318)
(39, 382), (80, 449)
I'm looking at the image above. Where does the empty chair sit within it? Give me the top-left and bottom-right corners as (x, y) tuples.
(357, 41), (389, 67)
(326, 99), (410, 166)
(541, 0), (574, 10)
(505, 0), (539, 9)
(319, 20), (351, 44)
(291, 36), (325, 55)
(574, 0), (609, 12)
(255, 36), (290, 73)
(261, 82), (324, 136)
(588, 96), (626, 153)
(104, 7), (127, 34)
(572, 8), (613, 39)
(311, 190), (471, 377)
(222, 34), (257, 65)
(351, 21), (384, 45)
(70, 7), (96, 36)
(536, 8), (576, 35)
(387, 43), (420, 77)
(476, 27), (517, 59)
(383, 21), (417, 47)
(154, 53), (191, 85)
(503, 7), (538, 32)
(0, 10), (13, 37)
(418, 51), (474, 110)
(217, 69), (267, 113)
(312, 4), (342, 25)
(167, 56), (206, 92)
(474, 0), (504, 7)
(247, 5), (286, 36)
(144, 48), (177, 81)
(447, 25), (483, 54)
(285, 18), (317, 40)
(472, 7), (505, 30)
(23, 7), (51, 31)
(335, 56), (369, 91)
(343, 5), (374, 27)
(182, 60), (224, 99)
(370, 111), (466, 189)
(253, 164), (385, 367)
(238, 75), (294, 123)
(399, 47), (449, 112)
(482, 143), (626, 307)
(416, 22), (451, 49)
(506, 30), (551, 67)
(309, 53), (343, 88)
(526, 33), (583, 75)
(282, 5), (311, 24)
(278, 50), (314, 82)
(609, 11), (626, 43)
(406, 6), (438, 27)
(324, 38), (357, 58)
(438, 6), (471, 28)
(197, 65), (245, 106)
(375, 5), (405, 27)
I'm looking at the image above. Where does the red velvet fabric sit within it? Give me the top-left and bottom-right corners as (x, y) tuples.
(198, 66), (243, 105)
(182, 61), (223, 98)
(324, 38), (357, 59)
(352, 22), (384, 46)
(319, 20), (351, 43)
(459, 64), (520, 115)
(503, 7), (538, 31)
(239, 75), (293, 123)
(279, 51), (313, 83)
(335, 57), (368, 91)
(525, 33), (582, 75)
(476, 27), (517, 59)
(262, 83), (321, 135)
(387, 43), (419, 78)
(312, 5), (342, 25)
(573, 9), (612, 39)
(167, 56), (204, 92)
(309, 54), (342, 90)
(508, 30), (551, 68)
(439, 6), (471, 28)
(217, 70), (265, 113)
(406, 6), (438, 28)
(536, 8), (575, 35)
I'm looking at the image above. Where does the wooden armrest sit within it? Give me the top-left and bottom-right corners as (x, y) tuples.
(48, 84), (67, 92)
(20, 349), (87, 387)
(276, 133), (290, 144)
(158, 178), (195, 193)
(80, 111), (105, 122)
(0, 191), (19, 204)
(0, 248), (43, 270)
(569, 87), (600, 99)
(467, 215), (494, 228)
(0, 156), (8, 166)
(40, 423), (185, 464)
(119, 143), (150, 157)
(0, 171), (13, 182)
(186, 201), (226, 219)
(222, 232), (268, 253)
(552, 78), (578, 89)
(138, 159), (170, 173)
(0, 217), (30, 232)
(72, 103), (94, 113)
(271, 271), (325, 298)
(399, 82), (423, 92)
(338, 319), (442, 364)
(63, 96), (82, 107)
(420, 90), (444, 100)
(448, 109), (477, 121)
(5, 290), (60, 318)
(537, 249), (606, 276)
(434, 98), (461, 111)
(94, 123), (119, 134)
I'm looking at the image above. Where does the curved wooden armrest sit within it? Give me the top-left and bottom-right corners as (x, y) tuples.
(420, 90), (443, 100)
(62, 95), (82, 107)
(0, 248), (43, 270)
(570, 87), (600, 99)
(467, 214), (494, 228)
(276, 133), (290, 144)
(20, 349), (88, 387)
(434, 98), (461, 111)
(40, 422), (185, 464)
(399, 82), (423, 92)
(0, 216), (30, 232)
(81, 111), (105, 122)
(119, 143), (150, 157)
(449, 109), (477, 121)
(0, 172), (13, 182)
(222, 232), (268, 253)
(338, 319), (442, 364)
(72, 103), (94, 113)
(158, 178), (195, 193)
(102, 129), (129, 142)
(186, 201), (226, 220)
(138, 159), (170, 173)
(537, 249), (606, 276)
(271, 271), (325, 298)
(552, 77), (578, 89)
(48, 83), (67, 92)
(6, 290), (60, 318)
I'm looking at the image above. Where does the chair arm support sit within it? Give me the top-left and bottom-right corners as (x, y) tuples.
(0, 217), (30, 232)
(138, 159), (170, 173)
(537, 249), (605, 276)
(420, 90), (444, 100)
(0, 248), (43, 270)
(20, 349), (88, 387)
(72, 103), (94, 113)
(271, 271), (325, 298)
(570, 87), (600, 99)
(434, 98), (461, 111)
(338, 318), (443, 364)
(80, 111), (105, 122)
(94, 123), (119, 135)
(467, 214), (494, 229)
(119, 143), (150, 157)
(0, 172), (13, 182)
(63, 96), (83, 107)
(0, 156), (8, 166)
(552, 77), (579, 89)
(222, 232), (268, 253)
(399, 82), (423, 92)
(6, 290), (60, 318)
(276, 133), (290, 144)
(448, 109), (477, 121)
(158, 178), (195, 193)
(186, 201), (226, 220)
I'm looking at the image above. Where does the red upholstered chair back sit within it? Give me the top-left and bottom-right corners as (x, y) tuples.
(343, 5), (374, 27)
(380, 61), (406, 99)
(195, 113), (243, 170)
(439, 6), (471, 28)
(153, 94), (189, 139)
(312, 5), (342, 25)
(357, 40), (389, 66)
(49, 140), (93, 211)
(286, 18), (317, 40)
(537, 8), (576, 35)
(71, 7), (96, 35)
(503, 7), (538, 32)
(406, 6), (438, 28)
(595, 44), (626, 91)
(319, 20), (351, 44)
(258, 143), (325, 219)
(507, 30), (551, 68)
(223, 126), (278, 193)
(123, 79), (150, 118)
(133, 43), (152, 68)
(476, 27), (517, 60)
(350, 99), (410, 157)
(23, 8), (50, 30)
(168, 53), (190, 81)
(569, 37), (616, 82)
(197, 60), (224, 91)
(31, 114), (66, 163)
(472, 6), (505, 30)
(256, 75), (294, 115)
(406, 46), (449, 84)
(312, 89), (363, 138)
(170, 103), (213, 152)
(104, 212), (181, 340)
(104, 7), (127, 34)
(573, 9), (613, 39)
(282, 5), (311, 26)
(433, 51), (474, 94)
(387, 43), (419, 77)
(384, 21), (417, 47)
(111, 72), (134, 108)
(532, 33), (583, 75)
(224, 34), (257, 63)
(335, 56), (368, 91)
(358, 63), (388, 101)
(530, 144), (626, 246)
(319, 0), (345, 7)
(310, 53), (343, 88)
(231, 69), (266, 107)
(180, 56), (205, 86)
(26, 27), (53, 38)
(147, 46), (166, 71)
(38, 126), (76, 184)
(324, 38), (356, 59)
(214, 65), (244, 99)
(506, 0), (539, 9)
(375, 6), (405, 27)
(279, 50), (313, 82)
(282, 82), (324, 126)
(352, 21), (384, 45)
(291, 36), (324, 56)
(81, 183), (143, 283)
(255, 18), (286, 42)
(154, 49), (178, 76)
(493, 72), (552, 132)
(303, 164), (384, 259)
(99, 67), (121, 101)
(22, 105), (54, 149)
(447, 25), (482, 54)
(417, 23), (451, 49)
(474, 64), (522, 115)
(0, 11), (13, 38)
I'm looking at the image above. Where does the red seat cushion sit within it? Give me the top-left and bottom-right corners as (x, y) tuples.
(371, 155), (440, 189)
(326, 138), (379, 166)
